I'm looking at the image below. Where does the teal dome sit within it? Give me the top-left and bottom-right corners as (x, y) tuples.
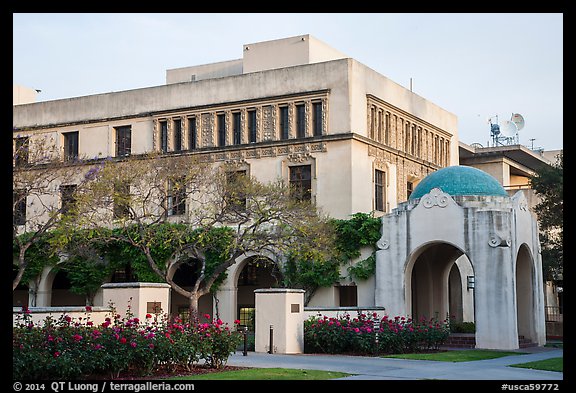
(409, 166), (508, 200)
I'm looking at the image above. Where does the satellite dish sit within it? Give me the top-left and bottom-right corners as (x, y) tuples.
(511, 113), (525, 131)
(500, 120), (518, 137)
(470, 143), (484, 148)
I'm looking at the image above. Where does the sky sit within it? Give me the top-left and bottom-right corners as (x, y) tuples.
(13, 13), (563, 152)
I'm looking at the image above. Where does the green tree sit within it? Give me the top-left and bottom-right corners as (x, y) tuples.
(529, 151), (563, 281)
(65, 153), (337, 321)
(281, 212), (382, 304)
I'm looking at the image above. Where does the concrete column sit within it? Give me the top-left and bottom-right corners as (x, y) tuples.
(35, 266), (55, 307)
(254, 288), (305, 354)
(214, 286), (237, 326)
(471, 242), (518, 350)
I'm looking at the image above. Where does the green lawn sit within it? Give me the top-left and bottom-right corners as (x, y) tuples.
(383, 349), (526, 362)
(166, 368), (352, 380)
(510, 357), (563, 372)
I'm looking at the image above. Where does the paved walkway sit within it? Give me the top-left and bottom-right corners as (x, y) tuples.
(226, 346), (563, 381)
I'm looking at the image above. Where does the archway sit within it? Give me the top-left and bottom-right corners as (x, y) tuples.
(12, 267), (29, 307)
(235, 256), (280, 330)
(407, 242), (468, 323)
(50, 270), (85, 306)
(516, 244), (536, 343)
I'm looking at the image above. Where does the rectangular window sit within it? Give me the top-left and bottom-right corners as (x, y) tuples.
(296, 104), (306, 138)
(289, 165), (312, 202)
(113, 181), (131, 219)
(339, 286), (358, 307)
(370, 106), (376, 140)
(188, 117), (197, 150)
(248, 110), (257, 143)
(312, 102), (323, 136)
(13, 191), (26, 226)
(407, 181), (414, 199)
(160, 121), (168, 153)
(167, 177), (186, 216)
(375, 169), (386, 212)
(217, 114), (226, 147)
(173, 119), (182, 152)
(14, 137), (29, 167)
(233, 112), (242, 145)
(226, 170), (247, 212)
(115, 126), (131, 157)
(238, 306), (255, 330)
(60, 184), (77, 215)
(63, 131), (79, 161)
(279, 106), (289, 140)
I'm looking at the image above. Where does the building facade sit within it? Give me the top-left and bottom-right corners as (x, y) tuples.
(15, 35), (554, 346)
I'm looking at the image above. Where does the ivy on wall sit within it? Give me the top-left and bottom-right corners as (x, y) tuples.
(14, 213), (382, 304)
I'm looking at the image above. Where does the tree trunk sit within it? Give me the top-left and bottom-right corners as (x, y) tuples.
(188, 291), (200, 323)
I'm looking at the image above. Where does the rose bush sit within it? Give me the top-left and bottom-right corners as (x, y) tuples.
(13, 306), (242, 380)
(304, 312), (450, 355)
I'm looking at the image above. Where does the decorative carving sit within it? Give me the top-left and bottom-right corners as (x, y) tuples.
(288, 102), (295, 139)
(246, 149), (260, 159)
(152, 119), (159, 151)
(181, 116), (188, 150)
(310, 142), (327, 152)
(287, 152), (313, 163)
(261, 147), (276, 157)
(167, 118), (173, 152)
(277, 146), (290, 155)
(256, 106), (262, 142)
(420, 188), (450, 208)
(321, 98), (328, 136)
(305, 100), (311, 137)
(224, 158), (248, 169)
(262, 105), (274, 141)
(294, 144), (310, 153)
(229, 150), (244, 160)
(201, 113), (213, 147)
(488, 233), (511, 248)
(214, 152), (227, 161)
(241, 109), (247, 144)
(376, 238), (390, 250)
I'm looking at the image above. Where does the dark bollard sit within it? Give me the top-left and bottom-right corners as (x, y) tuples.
(243, 326), (248, 356)
(268, 324), (274, 354)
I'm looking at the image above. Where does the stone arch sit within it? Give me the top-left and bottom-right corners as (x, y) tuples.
(405, 241), (469, 322)
(48, 268), (85, 306)
(215, 251), (281, 327)
(516, 243), (537, 343)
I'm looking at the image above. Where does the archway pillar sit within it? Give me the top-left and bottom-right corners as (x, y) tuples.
(470, 238), (518, 350)
(214, 286), (237, 326)
(34, 266), (55, 307)
(375, 212), (409, 317)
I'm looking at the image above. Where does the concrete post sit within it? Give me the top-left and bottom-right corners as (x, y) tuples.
(254, 288), (305, 354)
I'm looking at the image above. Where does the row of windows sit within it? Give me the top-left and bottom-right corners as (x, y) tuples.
(13, 166), (395, 226)
(157, 101), (324, 153)
(13, 164), (314, 225)
(14, 100), (325, 168)
(368, 102), (450, 167)
(13, 126), (132, 167)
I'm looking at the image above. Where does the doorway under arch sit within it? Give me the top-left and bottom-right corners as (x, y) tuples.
(235, 256), (280, 330)
(49, 269), (85, 306)
(407, 242), (473, 323)
(516, 244), (537, 343)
